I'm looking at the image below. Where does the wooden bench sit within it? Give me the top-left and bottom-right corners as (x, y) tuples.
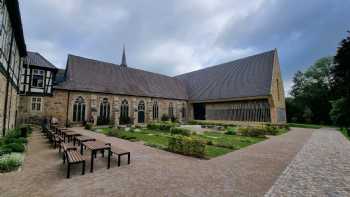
(62, 143), (85, 178)
(53, 135), (64, 149)
(105, 143), (130, 166)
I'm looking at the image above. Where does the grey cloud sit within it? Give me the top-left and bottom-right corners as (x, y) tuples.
(19, 0), (350, 91)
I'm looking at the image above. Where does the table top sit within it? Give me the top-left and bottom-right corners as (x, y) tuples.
(65, 132), (81, 136)
(61, 129), (74, 134)
(75, 135), (95, 141)
(83, 141), (110, 151)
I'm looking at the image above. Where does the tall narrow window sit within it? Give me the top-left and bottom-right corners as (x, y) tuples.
(120, 99), (129, 124)
(73, 97), (86, 122)
(168, 102), (174, 118)
(32, 69), (44, 88)
(138, 100), (145, 123)
(99, 98), (110, 125)
(152, 101), (159, 120)
(31, 97), (42, 112)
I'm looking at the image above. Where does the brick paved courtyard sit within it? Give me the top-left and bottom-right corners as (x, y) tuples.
(266, 128), (350, 197)
(0, 127), (314, 197)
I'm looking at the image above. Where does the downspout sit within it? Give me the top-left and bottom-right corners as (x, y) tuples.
(2, 32), (14, 136)
(65, 90), (70, 127)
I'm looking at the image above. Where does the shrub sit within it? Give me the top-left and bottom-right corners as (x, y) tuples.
(168, 136), (206, 158)
(161, 114), (169, 121)
(105, 128), (122, 137)
(171, 116), (178, 123)
(2, 143), (25, 153)
(147, 122), (176, 131)
(4, 137), (27, 145)
(170, 127), (191, 136)
(225, 127), (236, 135)
(0, 153), (23, 172)
(5, 129), (21, 139)
(264, 125), (279, 135)
(238, 127), (266, 138)
(0, 147), (12, 156)
(84, 123), (93, 130)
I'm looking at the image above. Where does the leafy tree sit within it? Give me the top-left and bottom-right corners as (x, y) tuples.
(287, 57), (334, 124)
(330, 32), (350, 127)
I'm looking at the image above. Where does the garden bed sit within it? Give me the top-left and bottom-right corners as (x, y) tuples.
(98, 127), (266, 159)
(0, 125), (32, 173)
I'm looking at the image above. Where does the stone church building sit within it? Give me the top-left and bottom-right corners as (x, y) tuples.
(0, 0), (286, 135)
(18, 48), (286, 127)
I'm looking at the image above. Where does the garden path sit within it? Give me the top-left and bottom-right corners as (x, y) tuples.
(0, 127), (312, 197)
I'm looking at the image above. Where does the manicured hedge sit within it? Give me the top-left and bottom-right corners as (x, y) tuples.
(170, 127), (191, 136)
(168, 136), (206, 158)
(147, 122), (177, 131)
(237, 127), (266, 138)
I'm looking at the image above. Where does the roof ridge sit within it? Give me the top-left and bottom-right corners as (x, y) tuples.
(67, 53), (181, 81)
(175, 49), (276, 77)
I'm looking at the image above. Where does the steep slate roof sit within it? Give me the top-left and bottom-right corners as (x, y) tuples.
(24, 52), (57, 69)
(54, 69), (66, 84)
(175, 50), (276, 102)
(5, 0), (26, 56)
(55, 55), (188, 100)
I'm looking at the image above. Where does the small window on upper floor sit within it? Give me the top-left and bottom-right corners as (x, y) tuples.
(32, 69), (44, 88)
(31, 97), (42, 112)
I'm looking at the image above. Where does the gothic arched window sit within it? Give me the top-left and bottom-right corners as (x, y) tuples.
(73, 96), (85, 122)
(153, 101), (159, 120)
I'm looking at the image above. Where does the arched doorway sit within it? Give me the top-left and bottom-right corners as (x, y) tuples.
(98, 98), (110, 125)
(120, 99), (129, 124)
(138, 100), (145, 123)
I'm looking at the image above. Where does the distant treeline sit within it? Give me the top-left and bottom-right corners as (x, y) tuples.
(286, 32), (350, 127)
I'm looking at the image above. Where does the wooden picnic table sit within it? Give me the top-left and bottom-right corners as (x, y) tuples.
(64, 132), (82, 143)
(56, 127), (68, 135)
(74, 135), (96, 146)
(81, 141), (111, 172)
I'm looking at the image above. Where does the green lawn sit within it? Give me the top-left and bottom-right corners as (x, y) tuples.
(288, 123), (322, 129)
(98, 128), (265, 158)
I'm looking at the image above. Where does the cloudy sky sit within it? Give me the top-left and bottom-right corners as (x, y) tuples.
(19, 0), (349, 95)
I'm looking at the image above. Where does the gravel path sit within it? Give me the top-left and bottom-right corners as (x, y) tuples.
(0, 127), (312, 197)
(266, 128), (350, 197)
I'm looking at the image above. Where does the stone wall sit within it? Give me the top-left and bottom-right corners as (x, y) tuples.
(0, 73), (19, 136)
(0, 73), (6, 133)
(17, 89), (188, 127)
(269, 51), (286, 124)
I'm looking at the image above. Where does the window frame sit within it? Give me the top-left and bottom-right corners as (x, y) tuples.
(31, 97), (42, 112)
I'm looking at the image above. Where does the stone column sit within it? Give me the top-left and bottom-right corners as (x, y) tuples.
(113, 96), (120, 127)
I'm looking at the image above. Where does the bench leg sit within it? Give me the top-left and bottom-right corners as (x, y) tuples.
(63, 153), (66, 164)
(82, 161), (85, 175)
(118, 155), (121, 167)
(67, 163), (71, 179)
(128, 153), (130, 164)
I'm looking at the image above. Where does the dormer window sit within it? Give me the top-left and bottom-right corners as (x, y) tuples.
(32, 69), (44, 88)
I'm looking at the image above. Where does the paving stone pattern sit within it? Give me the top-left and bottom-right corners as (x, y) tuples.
(266, 128), (350, 197)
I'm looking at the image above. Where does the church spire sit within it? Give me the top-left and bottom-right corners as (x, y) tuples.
(121, 45), (127, 67)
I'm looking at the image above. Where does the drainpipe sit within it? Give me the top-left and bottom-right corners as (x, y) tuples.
(65, 91), (70, 127)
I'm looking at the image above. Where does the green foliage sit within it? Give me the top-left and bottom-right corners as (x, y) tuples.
(237, 127), (266, 138)
(84, 123), (93, 130)
(170, 127), (191, 136)
(225, 127), (236, 135)
(188, 120), (236, 127)
(4, 137), (27, 145)
(288, 57), (334, 125)
(339, 128), (350, 140)
(119, 116), (132, 125)
(330, 98), (350, 127)
(168, 136), (206, 158)
(161, 114), (169, 121)
(287, 123), (322, 129)
(0, 153), (23, 172)
(5, 129), (22, 139)
(2, 143), (25, 153)
(147, 122), (177, 131)
(144, 142), (167, 150)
